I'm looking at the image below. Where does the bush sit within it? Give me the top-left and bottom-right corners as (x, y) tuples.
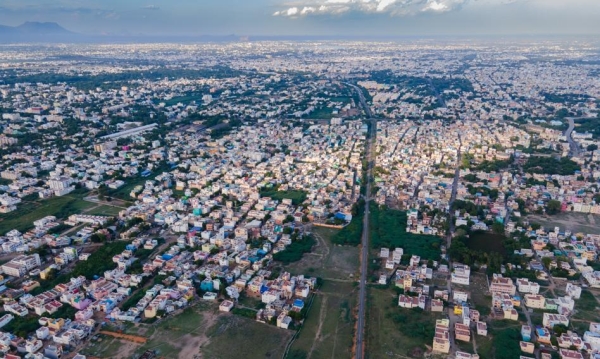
(273, 235), (316, 264)
(332, 200), (364, 246)
(494, 328), (522, 359)
(232, 307), (257, 319)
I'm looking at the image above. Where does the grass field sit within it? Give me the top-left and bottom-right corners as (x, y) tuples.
(304, 107), (335, 120)
(572, 290), (600, 321)
(260, 189), (308, 206)
(0, 191), (95, 235)
(285, 227), (359, 280)
(284, 227), (358, 359)
(201, 314), (292, 359)
(83, 335), (136, 359)
(86, 204), (123, 216)
(160, 93), (202, 106)
(84, 302), (293, 359)
(289, 281), (356, 359)
(366, 287), (442, 359)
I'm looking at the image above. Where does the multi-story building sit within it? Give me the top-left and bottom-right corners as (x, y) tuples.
(1, 254), (41, 277)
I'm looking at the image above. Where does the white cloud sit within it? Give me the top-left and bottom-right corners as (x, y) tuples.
(273, 0), (523, 17)
(141, 4), (160, 11)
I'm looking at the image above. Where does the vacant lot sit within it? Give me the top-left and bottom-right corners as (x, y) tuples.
(466, 232), (507, 256)
(83, 335), (138, 359)
(529, 212), (600, 235)
(366, 287), (442, 359)
(470, 272), (492, 316)
(290, 281), (356, 359)
(84, 302), (292, 359)
(573, 290), (600, 322)
(201, 314), (292, 359)
(285, 227), (359, 280)
(284, 227), (358, 359)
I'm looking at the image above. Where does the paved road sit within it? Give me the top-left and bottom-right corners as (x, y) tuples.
(447, 134), (462, 247)
(347, 82), (375, 359)
(565, 117), (593, 156)
(521, 299), (541, 359)
(346, 82), (373, 118)
(564, 117), (582, 156)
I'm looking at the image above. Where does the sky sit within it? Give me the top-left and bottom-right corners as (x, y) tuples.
(0, 0), (598, 37)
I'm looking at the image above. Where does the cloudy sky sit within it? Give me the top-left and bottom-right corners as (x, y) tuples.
(0, 0), (598, 36)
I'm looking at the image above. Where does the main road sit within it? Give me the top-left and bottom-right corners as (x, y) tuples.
(446, 134), (462, 248)
(564, 117), (583, 157)
(347, 82), (375, 359)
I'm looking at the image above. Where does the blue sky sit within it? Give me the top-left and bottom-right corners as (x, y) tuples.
(0, 0), (598, 36)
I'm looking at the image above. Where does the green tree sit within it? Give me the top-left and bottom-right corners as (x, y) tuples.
(492, 222), (505, 234)
(546, 200), (562, 215)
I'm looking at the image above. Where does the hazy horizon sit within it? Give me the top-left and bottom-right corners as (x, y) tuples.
(0, 0), (598, 38)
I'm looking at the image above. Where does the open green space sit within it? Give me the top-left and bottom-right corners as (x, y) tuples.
(470, 272), (492, 316)
(132, 305), (208, 358)
(260, 188), (308, 205)
(91, 302), (291, 359)
(289, 281), (356, 359)
(303, 107), (336, 119)
(82, 334), (135, 359)
(366, 287), (442, 358)
(369, 204), (442, 260)
(0, 189), (94, 235)
(201, 313), (292, 359)
(285, 227), (359, 280)
(573, 290), (600, 321)
(86, 204), (123, 216)
(282, 229), (357, 359)
(273, 235), (316, 264)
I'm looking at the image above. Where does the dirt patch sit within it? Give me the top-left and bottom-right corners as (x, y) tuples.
(529, 212), (600, 235)
(175, 309), (219, 359)
(113, 340), (139, 359)
(409, 346), (424, 358)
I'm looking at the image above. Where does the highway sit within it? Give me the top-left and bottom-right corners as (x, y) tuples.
(348, 83), (375, 359)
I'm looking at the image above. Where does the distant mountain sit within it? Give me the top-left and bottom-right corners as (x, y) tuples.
(0, 22), (78, 42)
(14, 21), (73, 35)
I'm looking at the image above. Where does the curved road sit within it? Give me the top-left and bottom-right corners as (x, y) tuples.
(564, 117), (582, 157)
